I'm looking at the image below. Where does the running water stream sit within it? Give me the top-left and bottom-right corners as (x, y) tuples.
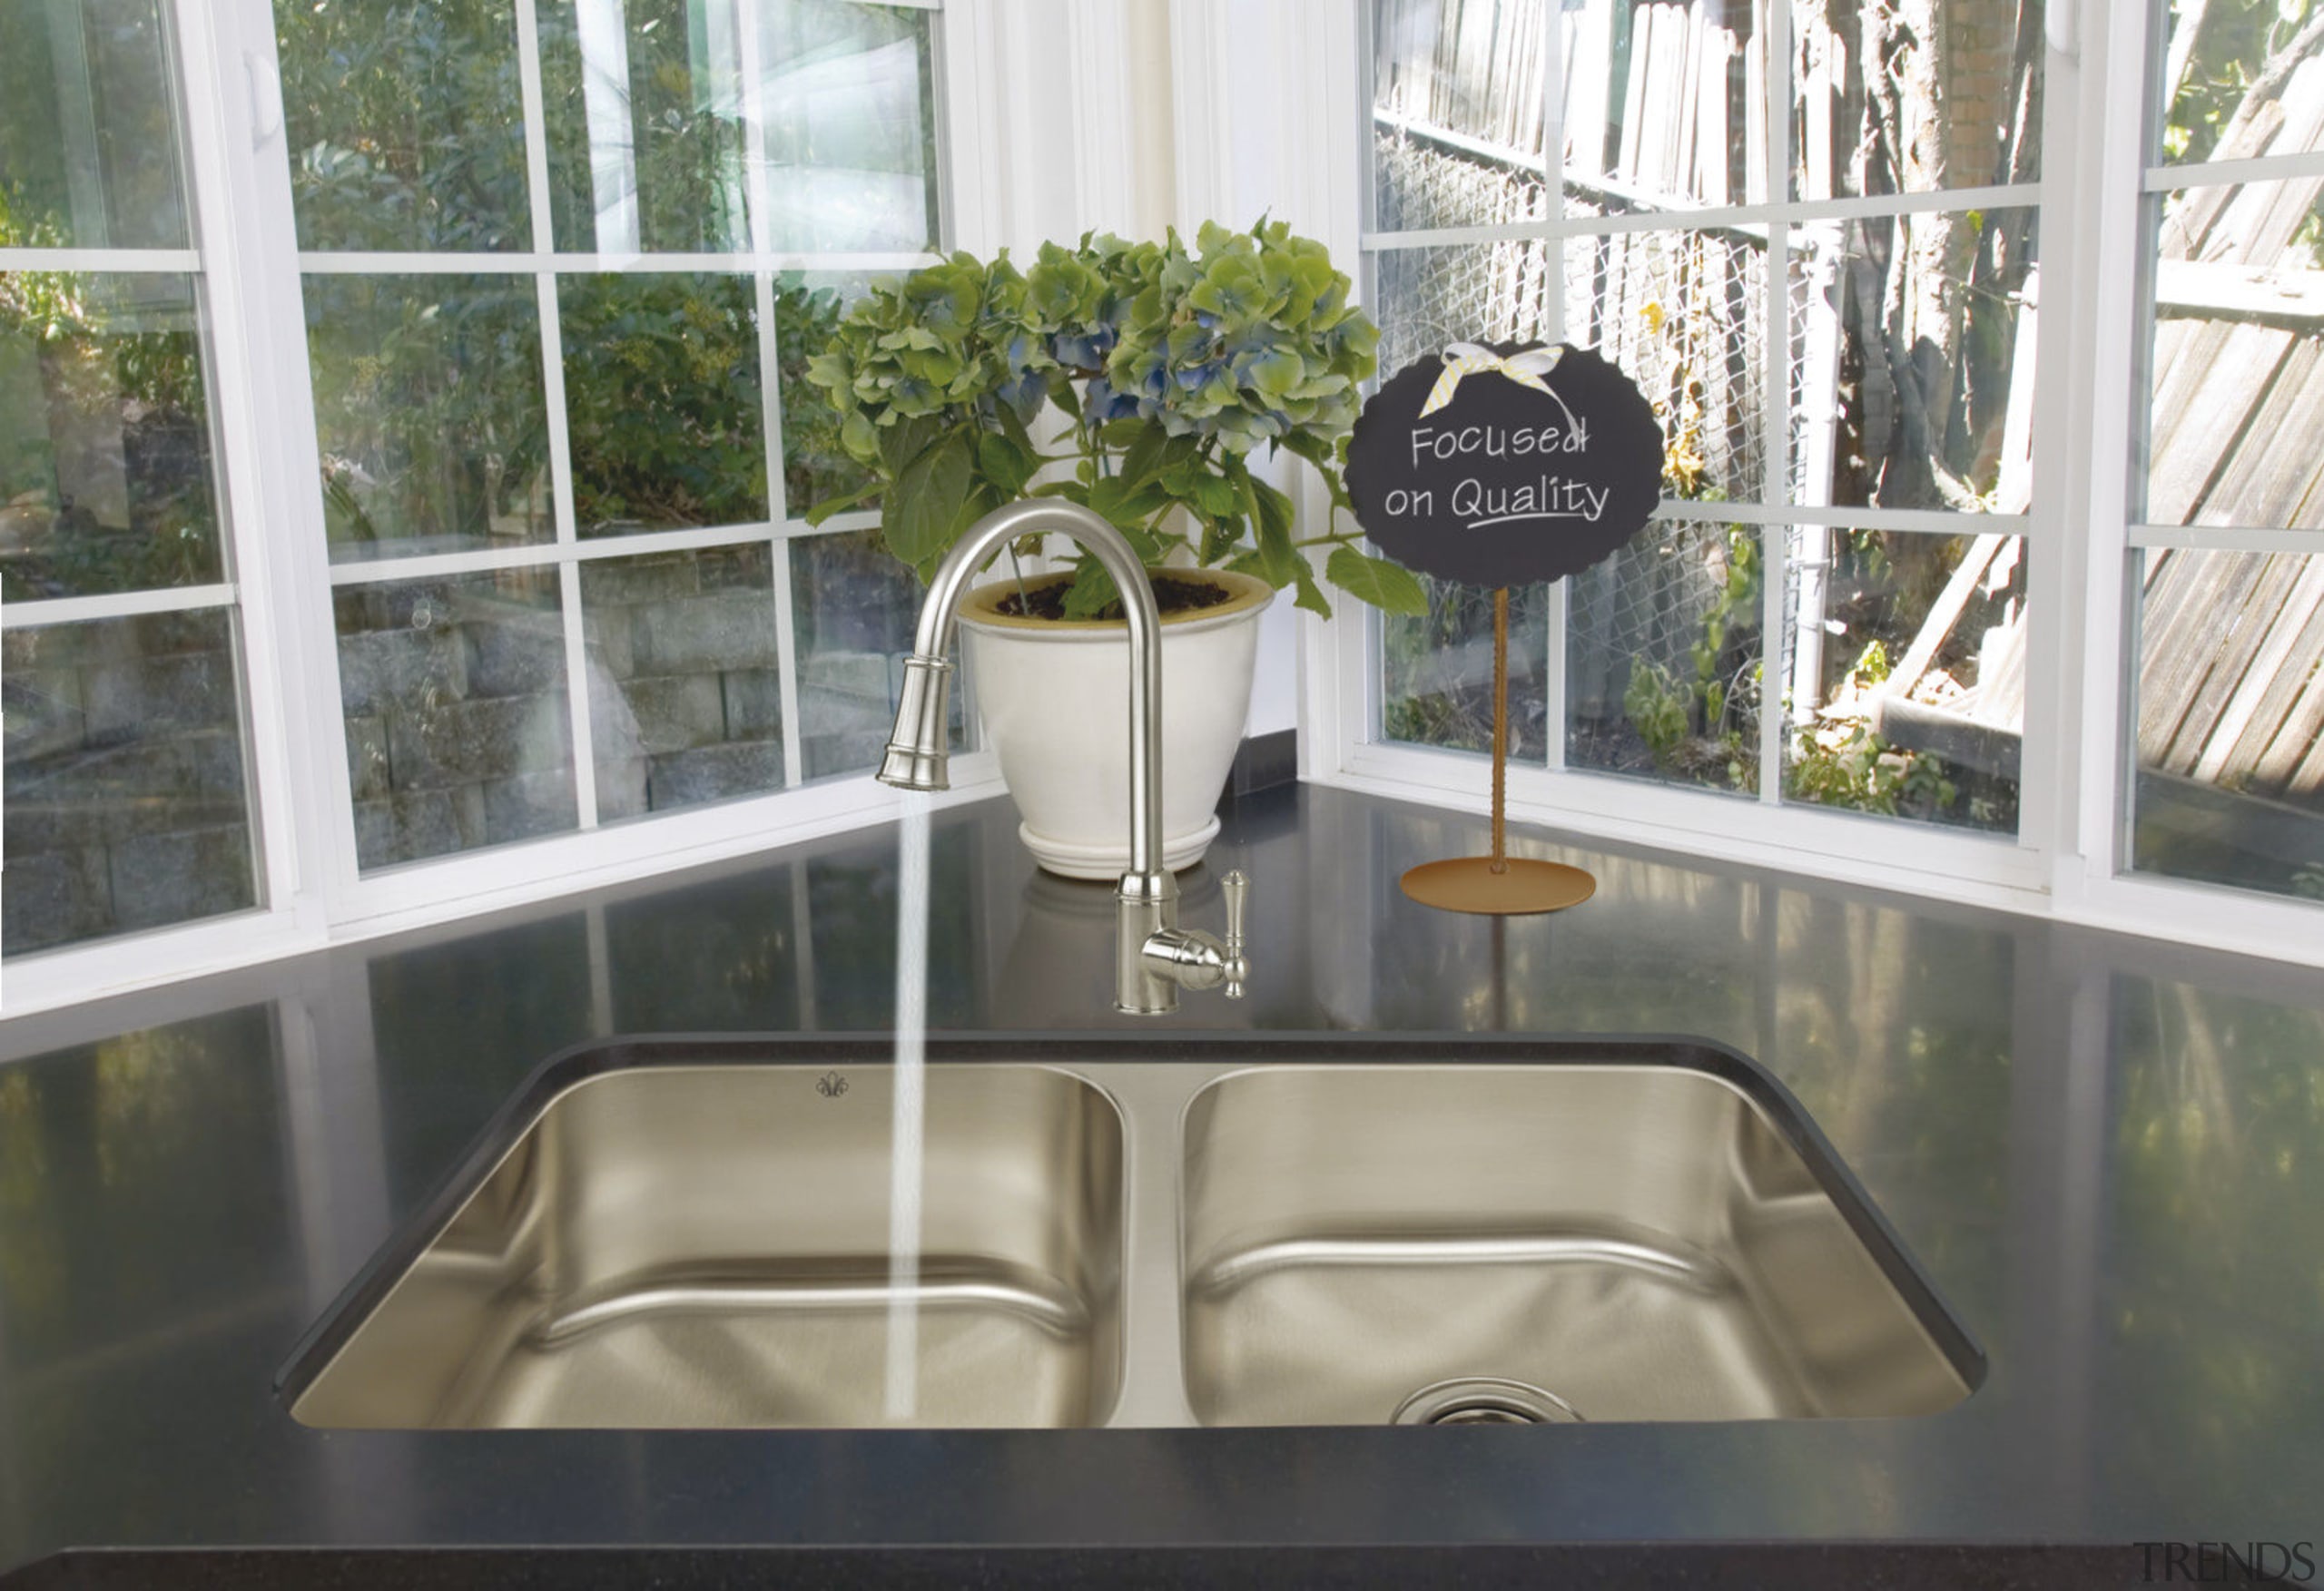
(883, 791), (931, 1421)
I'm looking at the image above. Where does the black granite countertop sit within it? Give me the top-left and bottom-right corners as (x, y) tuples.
(3, 783), (2321, 1582)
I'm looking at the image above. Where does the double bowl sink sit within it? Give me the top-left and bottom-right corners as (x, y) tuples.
(283, 1036), (1982, 1430)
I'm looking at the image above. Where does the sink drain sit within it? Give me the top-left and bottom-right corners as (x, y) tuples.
(1391, 1377), (1583, 1426)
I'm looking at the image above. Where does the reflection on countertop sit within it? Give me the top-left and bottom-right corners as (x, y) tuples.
(1, 782), (2322, 1564)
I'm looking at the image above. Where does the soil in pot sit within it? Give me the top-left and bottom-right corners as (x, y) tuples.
(990, 575), (1235, 623)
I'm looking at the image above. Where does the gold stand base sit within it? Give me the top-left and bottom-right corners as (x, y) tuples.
(1401, 856), (1596, 916)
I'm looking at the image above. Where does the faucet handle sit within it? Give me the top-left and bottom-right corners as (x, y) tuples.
(1221, 869), (1249, 1000)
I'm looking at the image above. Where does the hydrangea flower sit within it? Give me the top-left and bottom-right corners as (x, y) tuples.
(803, 221), (1421, 618)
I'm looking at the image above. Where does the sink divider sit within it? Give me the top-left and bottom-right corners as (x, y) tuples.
(1086, 1060), (1219, 1429)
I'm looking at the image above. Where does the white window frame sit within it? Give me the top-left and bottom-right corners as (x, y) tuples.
(1248, 0), (2324, 968)
(2053, 0), (2324, 965)
(4, 0), (1141, 1017)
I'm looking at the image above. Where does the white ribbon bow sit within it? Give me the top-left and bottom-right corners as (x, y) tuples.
(1419, 341), (1567, 417)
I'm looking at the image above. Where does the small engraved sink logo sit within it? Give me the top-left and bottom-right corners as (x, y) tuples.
(815, 1072), (849, 1098)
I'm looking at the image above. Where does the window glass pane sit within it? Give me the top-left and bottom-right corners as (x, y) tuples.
(758, 1), (939, 253)
(2130, 547), (2324, 902)
(1790, 0), (2043, 201)
(559, 271), (766, 535)
(2153, 0), (2324, 165)
(1370, 0), (1551, 231)
(1372, 240), (1558, 383)
(335, 567), (577, 869)
(306, 274), (552, 562)
(1793, 208), (2039, 516)
(1781, 526), (2024, 831)
(1566, 228), (1772, 505)
(539, 0), (751, 254)
(2143, 180), (2324, 529)
(1379, 575), (1548, 760)
(274, 0), (533, 252)
(0, 271), (222, 600)
(790, 527), (958, 781)
(1566, 518), (1758, 794)
(3, 610), (259, 954)
(775, 270), (875, 516)
(0, 0), (189, 250)
(579, 543), (783, 820)
(1566, 0), (1766, 215)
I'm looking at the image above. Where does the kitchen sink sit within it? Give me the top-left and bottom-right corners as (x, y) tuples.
(287, 1061), (1125, 1429)
(282, 1036), (1979, 1430)
(1180, 1064), (1976, 1425)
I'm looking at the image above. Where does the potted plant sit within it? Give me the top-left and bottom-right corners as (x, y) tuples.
(805, 221), (1423, 876)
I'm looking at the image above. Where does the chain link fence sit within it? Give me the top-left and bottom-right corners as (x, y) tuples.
(1372, 136), (1772, 790)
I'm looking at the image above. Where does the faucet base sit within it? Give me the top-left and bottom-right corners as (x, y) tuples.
(1115, 870), (1181, 1015)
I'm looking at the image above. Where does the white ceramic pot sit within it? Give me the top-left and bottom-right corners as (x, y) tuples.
(957, 568), (1274, 879)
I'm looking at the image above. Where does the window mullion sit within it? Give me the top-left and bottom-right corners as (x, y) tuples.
(1758, 0), (1794, 809)
(158, 0), (312, 927)
(2141, 148), (2324, 191)
(734, 0), (805, 791)
(771, 529), (807, 790)
(1542, 0), (1568, 772)
(537, 270), (599, 829)
(2077, 3), (2167, 889)
(0, 584), (240, 629)
(510, 0), (598, 830)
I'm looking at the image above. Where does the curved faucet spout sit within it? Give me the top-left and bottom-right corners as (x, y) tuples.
(877, 500), (1166, 883)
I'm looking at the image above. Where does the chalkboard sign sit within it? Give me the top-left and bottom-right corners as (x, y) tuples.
(1345, 340), (1665, 588)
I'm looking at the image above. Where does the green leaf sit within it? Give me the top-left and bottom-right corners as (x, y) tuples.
(994, 397), (1037, 452)
(1244, 475), (1297, 585)
(951, 480), (1000, 541)
(1114, 420), (1172, 493)
(1088, 471), (1171, 532)
(1324, 545), (1428, 614)
(1190, 472), (1239, 518)
(886, 433), (973, 566)
(1279, 428), (1332, 469)
(1291, 557), (1333, 618)
(977, 431), (1039, 498)
(879, 414), (943, 477)
(1060, 556), (1122, 618)
(802, 476), (883, 525)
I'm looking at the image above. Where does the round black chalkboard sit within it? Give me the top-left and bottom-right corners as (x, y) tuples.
(1345, 340), (1664, 587)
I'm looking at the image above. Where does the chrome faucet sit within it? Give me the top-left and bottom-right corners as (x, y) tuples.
(877, 500), (1251, 1015)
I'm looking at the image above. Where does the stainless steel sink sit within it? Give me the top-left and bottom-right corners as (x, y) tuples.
(288, 1061), (1125, 1429)
(283, 1036), (1979, 1430)
(1180, 1064), (1976, 1425)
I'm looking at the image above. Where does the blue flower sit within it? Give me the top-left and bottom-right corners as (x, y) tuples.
(997, 371), (1047, 421)
(1082, 377), (1141, 423)
(1052, 324), (1121, 369)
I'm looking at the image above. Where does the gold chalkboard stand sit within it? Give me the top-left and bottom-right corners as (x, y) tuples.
(1400, 587), (1597, 916)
